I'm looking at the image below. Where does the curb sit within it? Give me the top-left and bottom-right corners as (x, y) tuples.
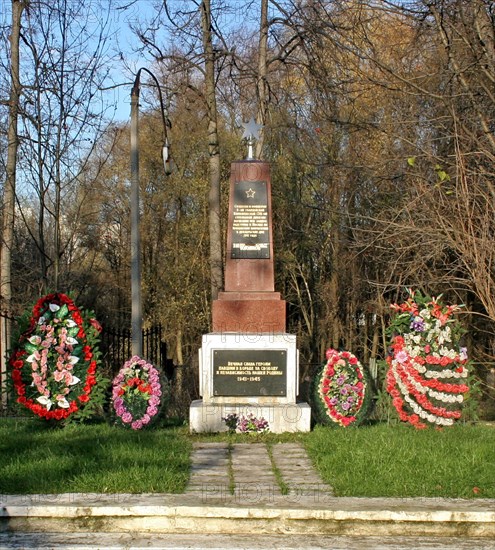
(1, 494), (494, 538)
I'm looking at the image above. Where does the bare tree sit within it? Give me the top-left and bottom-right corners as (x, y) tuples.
(130, 0), (226, 302)
(1, 0), (26, 408)
(255, 0), (269, 159)
(13, 0), (117, 293)
(200, 0), (222, 301)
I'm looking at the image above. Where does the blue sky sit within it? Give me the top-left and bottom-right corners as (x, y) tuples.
(1, 0), (258, 124)
(107, 0), (160, 123)
(0, 0), (166, 122)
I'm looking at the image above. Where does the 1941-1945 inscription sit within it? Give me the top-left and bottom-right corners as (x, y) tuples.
(231, 180), (270, 259)
(213, 349), (286, 396)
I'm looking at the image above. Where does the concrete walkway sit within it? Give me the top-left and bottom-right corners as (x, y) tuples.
(187, 442), (332, 502)
(1, 442), (494, 547)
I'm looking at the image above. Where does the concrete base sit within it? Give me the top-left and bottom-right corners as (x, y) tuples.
(191, 333), (311, 433)
(1, 493), (494, 539)
(189, 399), (311, 434)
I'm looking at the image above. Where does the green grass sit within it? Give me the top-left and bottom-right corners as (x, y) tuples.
(266, 442), (290, 495)
(0, 418), (191, 494)
(304, 423), (495, 499)
(0, 419), (493, 498)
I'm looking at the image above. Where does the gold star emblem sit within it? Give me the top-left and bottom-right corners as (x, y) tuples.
(246, 188), (256, 198)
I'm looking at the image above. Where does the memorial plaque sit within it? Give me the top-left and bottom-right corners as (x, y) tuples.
(213, 349), (286, 396)
(231, 180), (270, 259)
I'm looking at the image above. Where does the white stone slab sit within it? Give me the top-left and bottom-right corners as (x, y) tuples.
(199, 333), (298, 405)
(189, 400), (311, 434)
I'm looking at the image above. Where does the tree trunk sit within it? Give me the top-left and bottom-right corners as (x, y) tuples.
(256, 0), (269, 160)
(201, 0), (222, 303)
(1, 0), (25, 408)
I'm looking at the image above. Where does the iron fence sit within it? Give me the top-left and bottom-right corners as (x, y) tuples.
(99, 324), (168, 377)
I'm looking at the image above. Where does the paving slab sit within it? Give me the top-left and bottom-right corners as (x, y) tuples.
(186, 442), (333, 499)
(270, 442), (333, 496)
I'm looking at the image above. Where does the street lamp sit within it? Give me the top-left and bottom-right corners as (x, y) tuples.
(130, 67), (172, 357)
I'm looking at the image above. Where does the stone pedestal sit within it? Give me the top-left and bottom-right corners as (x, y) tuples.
(212, 293), (286, 333)
(189, 333), (311, 433)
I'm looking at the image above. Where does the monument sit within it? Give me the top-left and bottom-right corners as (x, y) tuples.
(189, 118), (311, 433)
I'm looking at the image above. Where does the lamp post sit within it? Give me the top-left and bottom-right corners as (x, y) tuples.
(130, 68), (172, 357)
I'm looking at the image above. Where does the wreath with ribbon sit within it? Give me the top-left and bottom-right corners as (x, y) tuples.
(10, 293), (101, 421)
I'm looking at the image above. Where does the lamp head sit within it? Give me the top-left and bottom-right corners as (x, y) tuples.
(162, 138), (172, 176)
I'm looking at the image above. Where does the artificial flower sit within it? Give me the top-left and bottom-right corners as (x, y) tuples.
(386, 290), (470, 428)
(112, 356), (164, 430)
(317, 349), (367, 427)
(10, 293), (101, 421)
(222, 412), (269, 433)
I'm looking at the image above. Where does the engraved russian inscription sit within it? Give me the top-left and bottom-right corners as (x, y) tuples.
(231, 180), (270, 259)
(213, 349), (287, 396)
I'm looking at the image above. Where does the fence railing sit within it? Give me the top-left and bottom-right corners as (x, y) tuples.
(99, 324), (168, 377)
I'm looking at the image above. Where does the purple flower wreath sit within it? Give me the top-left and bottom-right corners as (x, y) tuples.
(112, 356), (163, 430)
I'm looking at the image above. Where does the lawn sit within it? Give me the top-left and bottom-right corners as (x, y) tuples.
(0, 418), (191, 494)
(0, 418), (493, 498)
(304, 423), (495, 499)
